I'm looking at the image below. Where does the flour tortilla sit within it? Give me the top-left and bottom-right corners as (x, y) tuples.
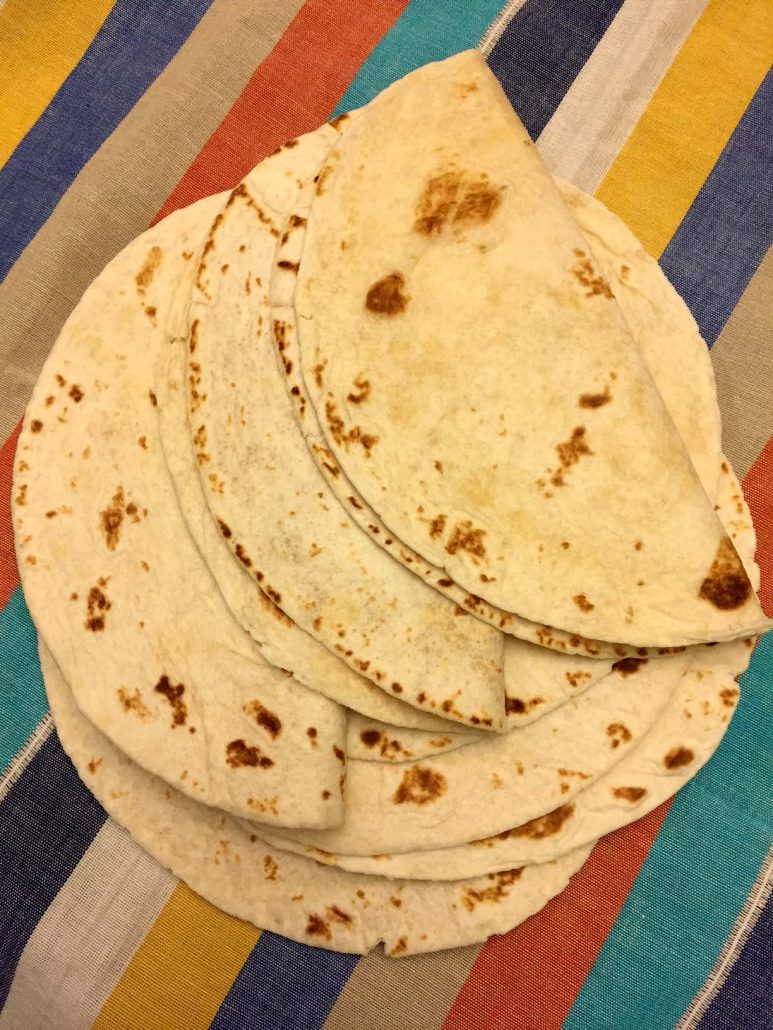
(13, 198), (346, 828)
(187, 143), (507, 730)
(295, 50), (767, 646)
(41, 641), (591, 956)
(158, 339), (453, 733)
(346, 712), (480, 762)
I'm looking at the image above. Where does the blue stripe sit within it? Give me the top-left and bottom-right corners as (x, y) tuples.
(565, 632), (773, 1030)
(332, 0), (509, 116)
(660, 68), (773, 346)
(487, 0), (625, 139)
(698, 888), (773, 1030)
(211, 932), (358, 1030)
(0, 0), (213, 282)
(0, 732), (107, 1009)
(0, 587), (49, 773)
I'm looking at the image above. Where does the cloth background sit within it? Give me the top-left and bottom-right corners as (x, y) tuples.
(0, 1), (771, 1027)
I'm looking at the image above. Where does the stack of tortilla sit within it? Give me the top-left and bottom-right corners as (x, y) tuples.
(13, 52), (768, 957)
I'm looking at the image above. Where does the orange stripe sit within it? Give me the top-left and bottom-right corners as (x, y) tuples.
(0, 423), (21, 611)
(154, 0), (409, 223)
(442, 803), (672, 1030)
(739, 436), (773, 616)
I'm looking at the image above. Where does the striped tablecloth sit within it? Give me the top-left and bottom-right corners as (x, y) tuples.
(1, 2), (771, 1027)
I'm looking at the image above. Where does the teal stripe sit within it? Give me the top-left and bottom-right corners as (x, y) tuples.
(0, 587), (47, 772)
(565, 632), (773, 1030)
(332, 0), (509, 116)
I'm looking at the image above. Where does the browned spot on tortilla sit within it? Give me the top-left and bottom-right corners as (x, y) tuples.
(243, 700), (282, 739)
(153, 675), (188, 727)
(390, 937), (408, 956)
(480, 573), (496, 583)
(234, 543), (252, 568)
(87, 757), (102, 774)
(329, 113), (349, 131)
(391, 682), (403, 693)
(461, 867), (524, 912)
(445, 519), (486, 562)
(306, 914), (331, 941)
(414, 169), (503, 236)
(148, 390), (157, 407)
(321, 790), (331, 799)
(613, 657), (648, 676)
(437, 577), (453, 588)
(428, 514), (447, 540)
(719, 686), (739, 708)
(664, 746), (694, 769)
(619, 264), (631, 281)
(144, 305), (157, 324)
(135, 245), (162, 296)
(607, 722), (632, 749)
(565, 670), (591, 688)
(572, 250), (614, 299)
(327, 905), (352, 926)
(389, 895), (402, 908)
(393, 766), (447, 805)
(313, 359), (326, 389)
(85, 581), (111, 632)
(333, 745), (345, 764)
(30, 419), (43, 433)
(554, 427), (592, 485)
(360, 730), (381, 748)
(456, 80), (479, 96)
(117, 687), (150, 720)
(217, 518), (232, 538)
(698, 538), (752, 611)
(573, 593), (594, 613)
(347, 495), (362, 510)
(505, 695), (544, 715)
(365, 272), (409, 316)
(138, 436), (147, 450)
(579, 385), (611, 408)
(68, 384), (84, 403)
(278, 259), (299, 273)
(314, 165), (333, 195)
(493, 804), (575, 844)
(325, 398), (378, 456)
(45, 395), (55, 407)
(613, 786), (647, 802)
(347, 375), (371, 404)
(263, 855), (278, 880)
(226, 739), (274, 769)
(454, 605), (469, 616)
(247, 796), (278, 816)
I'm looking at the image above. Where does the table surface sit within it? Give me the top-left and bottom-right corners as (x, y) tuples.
(1, 1), (771, 1028)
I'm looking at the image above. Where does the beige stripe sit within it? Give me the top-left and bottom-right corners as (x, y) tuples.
(324, 945), (481, 1030)
(0, 0), (304, 446)
(711, 247), (773, 480)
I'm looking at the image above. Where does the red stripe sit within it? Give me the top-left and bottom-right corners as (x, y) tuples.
(154, 0), (409, 223)
(0, 423), (22, 611)
(740, 435), (773, 615)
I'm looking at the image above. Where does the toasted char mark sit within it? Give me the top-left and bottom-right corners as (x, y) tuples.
(68, 384), (84, 403)
(613, 786), (647, 802)
(314, 165), (333, 195)
(479, 803), (575, 844)
(505, 695), (544, 715)
(347, 376), (371, 404)
(664, 746), (694, 769)
(360, 730), (381, 748)
(325, 398), (378, 456)
(393, 765), (447, 805)
(217, 518), (232, 539)
(226, 739), (274, 769)
(607, 723), (632, 749)
(698, 537), (752, 610)
(30, 419), (43, 433)
(148, 390), (158, 407)
(414, 169), (504, 236)
(154, 675), (187, 727)
(333, 745), (345, 764)
(613, 657), (648, 675)
(719, 686), (739, 708)
(389, 937), (408, 956)
(573, 593), (594, 613)
(263, 855), (278, 880)
(429, 514), (447, 540)
(135, 245), (163, 296)
(565, 670), (591, 688)
(329, 113), (349, 130)
(277, 259), (299, 273)
(571, 250), (614, 299)
(87, 758), (102, 774)
(365, 272), (409, 316)
(85, 581), (111, 632)
(234, 543), (252, 568)
(461, 867), (523, 912)
(579, 385), (611, 408)
(456, 80), (479, 96)
(243, 700), (282, 739)
(445, 519), (486, 561)
(117, 687), (150, 720)
(306, 914), (331, 941)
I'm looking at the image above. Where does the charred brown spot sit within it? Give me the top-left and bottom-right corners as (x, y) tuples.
(30, 419), (43, 433)
(390, 937), (408, 956)
(360, 729), (381, 748)
(461, 868), (524, 912)
(429, 514), (447, 540)
(391, 682), (403, 694)
(445, 520), (486, 561)
(117, 687), (150, 719)
(414, 169), (503, 237)
(315, 165), (333, 195)
(664, 746), (694, 769)
(325, 398), (378, 455)
(573, 593), (594, 613)
(490, 804), (575, 843)
(327, 905), (352, 925)
(348, 495), (362, 510)
(699, 538), (752, 611)
(306, 914), (331, 941)
(135, 245), (163, 296)
(154, 675), (188, 728)
(87, 758), (102, 774)
(217, 518), (232, 539)
(69, 384), (84, 403)
(148, 390), (158, 407)
(393, 765), (447, 805)
(243, 700), (282, 739)
(554, 427), (592, 485)
(85, 582), (111, 632)
(333, 745), (345, 764)
(437, 577), (453, 587)
(277, 259), (299, 273)
(607, 723), (632, 749)
(613, 657), (647, 676)
(365, 273), (409, 316)
(613, 786), (647, 802)
(719, 686), (739, 708)
(263, 855), (278, 880)
(347, 376), (371, 404)
(329, 113), (349, 131)
(571, 251), (614, 299)
(226, 739), (274, 769)
(565, 670), (591, 688)
(234, 543), (252, 568)
(579, 385), (611, 408)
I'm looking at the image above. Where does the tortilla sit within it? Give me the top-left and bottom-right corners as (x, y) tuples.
(41, 641), (591, 956)
(12, 198), (347, 829)
(346, 712), (480, 762)
(294, 50), (767, 646)
(186, 141), (507, 731)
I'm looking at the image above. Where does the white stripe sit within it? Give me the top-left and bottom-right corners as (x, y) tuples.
(0, 715), (53, 803)
(677, 844), (773, 1029)
(0, 819), (176, 1030)
(536, 0), (708, 191)
(479, 0), (529, 55)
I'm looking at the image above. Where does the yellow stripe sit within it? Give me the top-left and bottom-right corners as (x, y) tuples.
(0, 0), (116, 169)
(93, 883), (260, 1030)
(596, 0), (773, 258)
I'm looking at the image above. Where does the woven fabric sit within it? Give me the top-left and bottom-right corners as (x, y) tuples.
(0, 1), (771, 1027)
